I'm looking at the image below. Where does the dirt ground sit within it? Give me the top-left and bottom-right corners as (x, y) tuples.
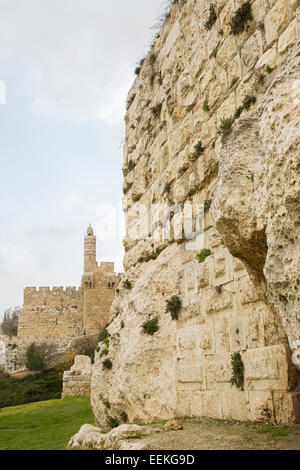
(139, 418), (300, 450)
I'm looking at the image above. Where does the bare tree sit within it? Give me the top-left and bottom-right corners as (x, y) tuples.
(0, 306), (21, 337)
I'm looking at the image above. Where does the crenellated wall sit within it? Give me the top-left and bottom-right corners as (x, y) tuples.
(18, 286), (83, 343)
(90, 0), (300, 427)
(5, 228), (120, 372)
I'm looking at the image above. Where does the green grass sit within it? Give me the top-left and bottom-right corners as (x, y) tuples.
(257, 423), (289, 441)
(0, 397), (95, 450)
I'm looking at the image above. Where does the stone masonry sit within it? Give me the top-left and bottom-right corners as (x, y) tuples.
(3, 226), (120, 372)
(89, 0), (300, 427)
(62, 355), (92, 399)
(18, 225), (120, 344)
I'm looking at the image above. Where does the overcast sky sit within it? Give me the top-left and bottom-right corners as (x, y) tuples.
(0, 0), (167, 317)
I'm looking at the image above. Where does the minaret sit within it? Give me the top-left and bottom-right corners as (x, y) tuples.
(84, 224), (97, 273)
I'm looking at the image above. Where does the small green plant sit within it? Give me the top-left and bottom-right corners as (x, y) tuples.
(100, 348), (109, 358)
(127, 432), (143, 439)
(120, 411), (128, 423)
(218, 116), (235, 137)
(218, 29), (224, 36)
(107, 416), (119, 429)
(230, 1), (253, 35)
(204, 199), (212, 213)
(257, 423), (289, 441)
(196, 249), (212, 263)
(142, 317), (159, 336)
(103, 338), (109, 346)
(203, 225), (213, 233)
(134, 58), (145, 75)
(203, 100), (210, 112)
(242, 94), (256, 110)
(149, 53), (156, 66)
(123, 279), (132, 290)
(128, 159), (136, 171)
(121, 320), (125, 329)
(230, 352), (245, 390)
(205, 3), (217, 30)
(266, 65), (273, 74)
(103, 400), (110, 409)
(99, 324), (109, 342)
(150, 73), (156, 86)
(210, 47), (218, 58)
(102, 358), (113, 370)
(194, 141), (205, 155)
(151, 103), (162, 117)
(234, 106), (244, 119)
(164, 182), (172, 194)
(165, 296), (182, 321)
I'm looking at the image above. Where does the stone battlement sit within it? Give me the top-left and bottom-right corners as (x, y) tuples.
(16, 226), (120, 346)
(24, 286), (81, 307)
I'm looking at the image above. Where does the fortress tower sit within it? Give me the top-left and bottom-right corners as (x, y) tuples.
(17, 226), (121, 346)
(84, 224), (97, 273)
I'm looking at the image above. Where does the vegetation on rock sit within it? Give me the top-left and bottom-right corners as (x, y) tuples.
(102, 358), (113, 370)
(205, 3), (217, 30)
(230, 2), (253, 35)
(230, 352), (245, 390)
(142, 317), (159, 336)
(165, 296), (182, 321)
(196, 249), (212, 263)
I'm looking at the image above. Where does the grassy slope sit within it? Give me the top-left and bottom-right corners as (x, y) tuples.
(0, 397), (95, 450)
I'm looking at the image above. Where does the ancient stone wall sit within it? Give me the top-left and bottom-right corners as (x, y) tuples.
(62, 355), (92, 399)
(5, 228), (120, 372)
(90, 0), (300, 426)
(83, 263), (119, 336)
(18, 287), (83, 343)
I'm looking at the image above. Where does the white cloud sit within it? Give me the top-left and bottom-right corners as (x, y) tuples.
(61, 193), (89, 212)
(0, 0), (164, 124)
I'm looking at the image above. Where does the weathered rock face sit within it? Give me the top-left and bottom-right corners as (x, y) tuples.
(91, 0), (300, 427)
(91, 245), (179, 425)
(213, 45), (300, 355)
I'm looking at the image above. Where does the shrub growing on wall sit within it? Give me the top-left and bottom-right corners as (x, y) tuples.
(99, 323), (109, 342)
(165, 296), (182, 320)
(230, 352), (245, 390)
(102, 358), (113, 370)
(142, 317), (159, 336)
(196, 249), (212, 263)
(230, 2), (253, 35)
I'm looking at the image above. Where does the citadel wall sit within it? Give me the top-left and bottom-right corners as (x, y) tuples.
(4, 228), (120, 372)
(18, 287), (83, 343)
(90, 0), (300, 426)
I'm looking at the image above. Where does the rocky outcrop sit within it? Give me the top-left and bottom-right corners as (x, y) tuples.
(213, 45), (300, 356)
(91, 244), (180, 426)
(68, 423), (159, 450)
(87, 0), (300, 430)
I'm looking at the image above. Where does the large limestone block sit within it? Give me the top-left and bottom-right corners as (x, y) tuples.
(264, 0), (292, 45)
(91, 244), (181, 427)
(213, 45), (300, 357)
(244, 344), (292, 391)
